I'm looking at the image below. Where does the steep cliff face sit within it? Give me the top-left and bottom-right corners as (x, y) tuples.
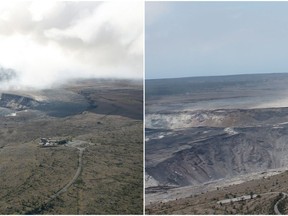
(0, 90), (89, 117)
(0, 93), (41, 110)
(146, 108), (288, 187)
(146, 108), (288, 129)
(146, 74), (288, 209)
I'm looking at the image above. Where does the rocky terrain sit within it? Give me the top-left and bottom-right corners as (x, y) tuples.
(146, 168), (288, 214)
(145, 73), (288, 214)
(0, 79), (143, 214)
(146, 116), (288, 187)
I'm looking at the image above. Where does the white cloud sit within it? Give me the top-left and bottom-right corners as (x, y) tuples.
(29, 2), (59, 22)
(0, 1), (143, 89)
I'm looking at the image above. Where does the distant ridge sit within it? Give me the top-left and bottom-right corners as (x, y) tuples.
(146, 72), (288, 81)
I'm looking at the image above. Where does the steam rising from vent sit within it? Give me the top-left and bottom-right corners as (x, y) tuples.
(0, 1), (143, 90)
(0, 66), (19, 90)
(0, 67), (17, 82)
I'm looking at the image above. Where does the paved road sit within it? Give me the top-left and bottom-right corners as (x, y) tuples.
(26, 146), (85, 214)
(47, 147), (84, 202)
(274, 192), (288, 215)
(217, 191), (288, 215)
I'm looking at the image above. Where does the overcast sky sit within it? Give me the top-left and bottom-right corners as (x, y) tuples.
(0, 1), (143, 89)
(146, 2), (288, 79)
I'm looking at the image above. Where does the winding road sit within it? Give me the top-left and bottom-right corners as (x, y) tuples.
(26, 145), (85, 214)
(274, 192), (288, 215)
(217, 191), (288, 215)
(47, 147), (85, 202)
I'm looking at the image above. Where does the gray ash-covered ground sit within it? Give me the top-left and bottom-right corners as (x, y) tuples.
(145, 73), (288, 210)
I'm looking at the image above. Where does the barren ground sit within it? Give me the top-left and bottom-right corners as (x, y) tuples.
(145, 73), (288, 214)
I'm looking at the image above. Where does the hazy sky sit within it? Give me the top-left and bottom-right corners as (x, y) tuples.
(0, 1), (143, 89)
(146, 2), (288, 79)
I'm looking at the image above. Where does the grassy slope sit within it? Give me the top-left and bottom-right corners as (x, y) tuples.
(0, 80), (143, 214)
(146, 170), (288, 214)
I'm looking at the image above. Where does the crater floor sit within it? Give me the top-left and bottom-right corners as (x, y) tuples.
(145, 73), (288, 213)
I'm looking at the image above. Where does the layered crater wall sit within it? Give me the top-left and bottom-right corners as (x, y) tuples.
(146, 74), (288, 189)
(0, 93), (41, 110)
(146, 108), (288, 129)
(0, 90), (89, 117)
(146, 109), (288, 187)
(146, 122), (288, 187)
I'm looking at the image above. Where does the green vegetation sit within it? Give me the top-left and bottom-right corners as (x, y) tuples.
(0, 80), (143, 214)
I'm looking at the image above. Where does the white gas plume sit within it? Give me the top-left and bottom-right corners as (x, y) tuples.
(0, 1), (143, 89)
